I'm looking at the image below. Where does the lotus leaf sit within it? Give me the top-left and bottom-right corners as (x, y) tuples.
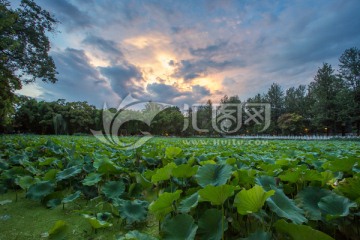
(162, 214), (197, 240)
(234, 185), (274, 215)
(195, 164), (232, 187)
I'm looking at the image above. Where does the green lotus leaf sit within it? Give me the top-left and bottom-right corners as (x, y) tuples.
(266, 186), (307, 224)
(274, 219), (334, 240)
(199, 184), (235, 205)
(162, 214), (197, 240)
(48, 220), (68, 240)
(56, 166), (82, 181)
(9, 154), (28, 165)
(43, 169), (60, 181)
(0, 159), (9, 170)
(46, 198), (62, 209)
(255, 175), (276, 191)
(172, 164), (198, 178)
(318, 193), (357, 220)
(198, 208), (227, 240)
(151, 162), (177, 183)
(26, 181), (55, 200)
(117, 230), (159, 240)
(62, 190), (81, 204)
(278, 168), (302, 183)
(302, 169), (323, 182)
(44, 191), (64, 209)
(102, 180), (125, 200)
(38, 157), (58, 166)
(322, 157), (358, 173)
(234, 185), (274, 215)
(2, 166), (29, 180)
(320, 171), (335, 186)
(240, 230), (272, 240)
(165, 146), (182, 159)
(199, 160), (217, 165)
(82, 173), (103, 186)
(195, 164), (232, 187)
(178, 192), (199, 213)
(83, 214), (113, 229)
(233, 169), (257, 189)
(93, 157), (121, 174)
(336, 176), (360, 201)
(135, 172), (153, 189)
(149, 190), (182, 220)
(142, 157), (160, 166)
(118, 199), (148, 224)
(15, 175), (35, 190)
(295, 187), (332, 220)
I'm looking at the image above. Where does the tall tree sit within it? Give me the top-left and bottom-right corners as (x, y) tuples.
(245, 93), (266, 134)
(339, 47), (360, 135)
(265, 83), (285, 134)
(217, 95), (242, 135)
(193, 100), (213, 135)
(310, 63), (343, 135)
(0, 0), (57, 130)
(284, 85), (307, 115)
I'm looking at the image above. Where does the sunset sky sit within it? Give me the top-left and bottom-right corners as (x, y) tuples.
(16, 0), (360, 108)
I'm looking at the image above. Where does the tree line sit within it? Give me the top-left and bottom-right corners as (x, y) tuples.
(1, 47), (359, 136)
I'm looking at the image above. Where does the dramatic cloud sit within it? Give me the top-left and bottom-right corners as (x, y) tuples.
(99, 64), (144, 98)
(82, 35), (124, 64)
(37, 0), (93, 31)
(18, 0), (360, 106)
(146, 83), (211, 105)
(37, 48), (120, 107)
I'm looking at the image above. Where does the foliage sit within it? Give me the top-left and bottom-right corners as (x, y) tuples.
(234, 185), (274, 215)
(162, 214), (198, 240)
(1, 136), (360, 239)
(0, 0), (57, 129)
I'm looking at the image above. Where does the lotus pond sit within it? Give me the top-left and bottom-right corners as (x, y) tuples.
(0, 135), (359, 240)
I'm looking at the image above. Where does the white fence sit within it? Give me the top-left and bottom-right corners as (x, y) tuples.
(225, 135), (360, 140)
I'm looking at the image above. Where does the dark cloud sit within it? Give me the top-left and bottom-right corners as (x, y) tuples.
(38, 48), (120, 107)
(38, 0), (92, 31)
(83, 35), (122, 57)
(146, 83), (211, 105)
(82, 35), (123, 64)
(189, 41), (228, 57)
(147, 83), (182, 99)
(99, 64), (144, 98)
(192, 85), (211, 96)
(172, 59), (245, 82)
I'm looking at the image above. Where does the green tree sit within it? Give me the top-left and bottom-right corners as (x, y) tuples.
(339, 47), (360, 135)
(194, 100), (213, 136)
(216, 95), (242, 135)
(245, 93), (266, 134)
(278, 113), (304, 135)
(284, 85), (307, 115)
(66, 101), (96, 134)
(0, 0), (57, 130)
(310, 63), (343, 135)
(151, 106), (184, 135)
(265, 83), (285, 134)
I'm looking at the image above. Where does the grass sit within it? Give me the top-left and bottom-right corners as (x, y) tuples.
(0, 191), (158, 240)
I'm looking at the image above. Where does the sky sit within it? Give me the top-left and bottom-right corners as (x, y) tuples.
(16, 0), (360, 108)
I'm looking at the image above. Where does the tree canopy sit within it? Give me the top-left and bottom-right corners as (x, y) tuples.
(0, 0), (57, 128)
